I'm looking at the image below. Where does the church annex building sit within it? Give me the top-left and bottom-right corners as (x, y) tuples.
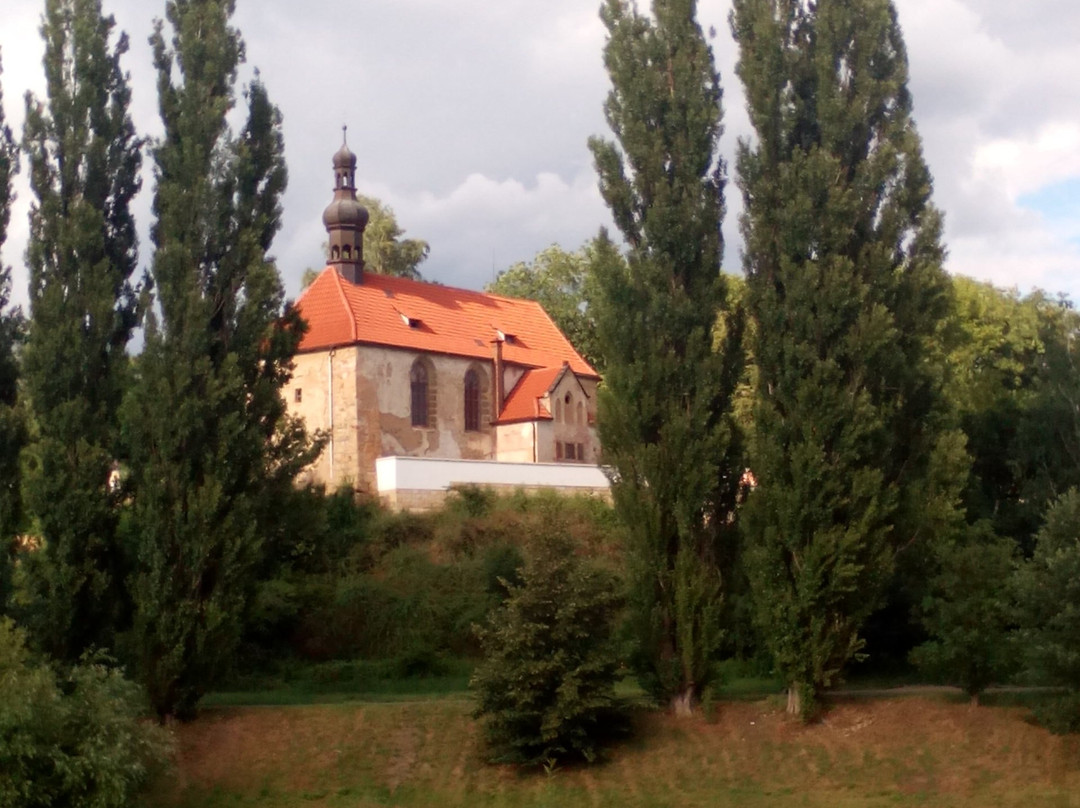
(285, 140), (608, 508)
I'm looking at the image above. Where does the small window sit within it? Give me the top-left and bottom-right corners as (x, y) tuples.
(294, 388), (302, 403)
(464, 369), (481, 431)
(565, 442), (577, 461)
(556, 441), (564, 460)
(554, 398), (563, 422)
(411, 362), (429, 427)
(576, 401), (584, 425)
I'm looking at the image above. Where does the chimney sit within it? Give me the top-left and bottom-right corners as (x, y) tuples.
(492, 338), (505, 422)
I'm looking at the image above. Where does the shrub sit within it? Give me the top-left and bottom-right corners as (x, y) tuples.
(0, 619), (169, 808)
(471, 529), (626, 766)
(1015, 489), (1080, 729)
(910, 526), (1019, 702)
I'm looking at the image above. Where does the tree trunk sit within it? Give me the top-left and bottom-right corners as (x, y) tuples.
(970, 692), (980, 707)
(787, 685), (802, 717)
(671, 686), (696, 717)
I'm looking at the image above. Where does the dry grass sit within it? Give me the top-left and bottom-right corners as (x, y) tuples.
(147, 695), (1080, 807)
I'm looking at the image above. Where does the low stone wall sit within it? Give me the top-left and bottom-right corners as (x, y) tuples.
(375, 456), (611, 511)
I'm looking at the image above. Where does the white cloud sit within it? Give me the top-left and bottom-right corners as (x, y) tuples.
(2, 0), (1080, 306)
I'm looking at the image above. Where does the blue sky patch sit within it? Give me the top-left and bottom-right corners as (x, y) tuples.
(1018, 177), (1080, 226)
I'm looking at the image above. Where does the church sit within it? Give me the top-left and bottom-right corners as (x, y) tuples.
(285, 140), (606, 506)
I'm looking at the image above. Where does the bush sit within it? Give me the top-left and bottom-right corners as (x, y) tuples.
(910, 526), (1019, 702)
(471, 529), (627, 766)
(1015, 489), (1080, 729)
(1029, 693), (1080, 735)
(0, 619), (169, 808)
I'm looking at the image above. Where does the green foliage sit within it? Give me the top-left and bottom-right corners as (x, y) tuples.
(122, 0), (316, 720)
(1010, 296), (1080, 548)
(732, 0), (955, 717)
(357, 194), (429, 280)
(471, 530), (626, 766)
(1028, 693), (1080, 736)
(939, 278), (1074, 551)
(231, 488), (617, 683)
(0, 619), (169, 808)
(1015, 489), (1080, 695)
(588, 0), (745, 713)
(487, 244), (602, 371)
(290, 543), (504, 662)
(0, 57), (24, 615)
(910, 525), (1019, 701)
(20, 0), (142, 660)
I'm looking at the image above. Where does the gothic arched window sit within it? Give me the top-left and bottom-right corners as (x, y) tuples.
(411, 361), (429, 427)
(464, 369), (481, 431)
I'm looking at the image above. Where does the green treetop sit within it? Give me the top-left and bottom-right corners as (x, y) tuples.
(732, 0), (956, 718)
(588, 0), (745, 715)
(122, 0), (316, 720)
(20, 0), (142, 659)
(487, 244), (602, 371)
(357, 193), (429, 280)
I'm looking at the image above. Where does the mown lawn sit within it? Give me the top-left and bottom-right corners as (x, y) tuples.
(146, 692), (1080, 807)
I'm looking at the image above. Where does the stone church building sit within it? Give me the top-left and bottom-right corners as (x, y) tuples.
(285, 140), (603, 499)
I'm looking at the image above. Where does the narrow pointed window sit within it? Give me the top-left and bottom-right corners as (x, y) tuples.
(464, 369), (481, 431)
(411, 361), (429, 427)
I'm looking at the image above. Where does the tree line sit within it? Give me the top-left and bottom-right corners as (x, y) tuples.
(0, 0), (316, 728)
(489, 0), (1080, 727)
(1, 0), (1079, 792)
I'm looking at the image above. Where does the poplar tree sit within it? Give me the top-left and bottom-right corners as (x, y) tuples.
(731, 0), (954, 718)
(21, 0), (141, 659)
(122, 0), (312, 720)
(588, 0), (745, 714)
(0, 56), (26, 614)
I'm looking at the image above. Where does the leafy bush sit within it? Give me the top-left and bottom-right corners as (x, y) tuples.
(1015, 489), (1080, 730)
(233, 488), (619, 680)
(471, 529), (627, 766)
(0, 619), (169, 808)
(910, 526), (1019, 702)
(1029, 693), (1080, 735)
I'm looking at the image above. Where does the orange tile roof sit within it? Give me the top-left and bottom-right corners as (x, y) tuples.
(296, 268), (599, 379)
(497, 366), (563, 424)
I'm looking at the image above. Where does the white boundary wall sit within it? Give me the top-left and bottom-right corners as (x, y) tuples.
(376, 455), (610, 492)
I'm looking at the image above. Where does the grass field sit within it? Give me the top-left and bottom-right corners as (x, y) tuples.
(147, 690), (1080, 807)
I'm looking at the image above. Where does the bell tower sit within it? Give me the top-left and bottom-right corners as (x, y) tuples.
(321, 127), (369, 284)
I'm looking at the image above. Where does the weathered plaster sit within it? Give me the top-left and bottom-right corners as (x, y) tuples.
(286, 342), (601, 490)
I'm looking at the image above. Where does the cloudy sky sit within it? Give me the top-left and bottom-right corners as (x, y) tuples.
(2, 0), (1079, 305)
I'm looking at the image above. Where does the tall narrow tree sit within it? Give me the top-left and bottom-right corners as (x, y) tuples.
(20, 0), (142, 659)
(122, 0), (312, 720)
(588, 0), (745, 714)
(0, 55), (27, 614)
(731, 0), (955, 718)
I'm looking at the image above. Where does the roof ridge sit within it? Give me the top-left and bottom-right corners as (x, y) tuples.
(328, 269), (358, 343)
(529, 299), (596, 377)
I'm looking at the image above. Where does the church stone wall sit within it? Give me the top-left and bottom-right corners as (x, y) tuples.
(287, 344), (602, 492)
(287, 345), (497, 491)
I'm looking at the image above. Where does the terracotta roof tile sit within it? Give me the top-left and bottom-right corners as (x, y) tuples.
(296, 268), (598, 379)
(497, 366), (564, 424)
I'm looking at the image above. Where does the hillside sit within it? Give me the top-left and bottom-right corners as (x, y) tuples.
(149, 696), (1080, 807)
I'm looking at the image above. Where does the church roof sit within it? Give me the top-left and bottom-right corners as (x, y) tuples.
(496, 366), (561, 424)
(296, 268), (599, 379)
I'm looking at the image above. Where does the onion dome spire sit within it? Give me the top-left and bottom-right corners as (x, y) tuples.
(322, 126), (368, 284)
